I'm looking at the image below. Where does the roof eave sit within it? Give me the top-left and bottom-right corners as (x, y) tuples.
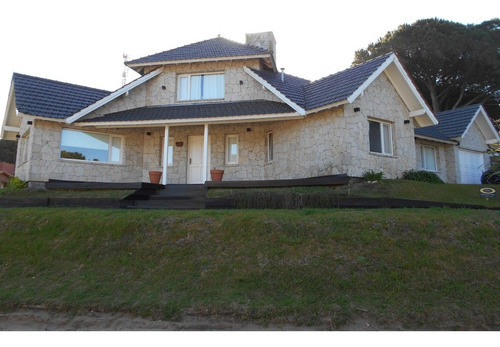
(415, 134), (457, 145)
(75, 112), (302, 128)
(127, 54), (273, 71)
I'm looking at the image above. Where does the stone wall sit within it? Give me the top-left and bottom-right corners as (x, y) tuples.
(415, 139), (452, 182)
(346, 72), (417, 178)
(85, 60), (280, 120)
(18, 120), (145, 185)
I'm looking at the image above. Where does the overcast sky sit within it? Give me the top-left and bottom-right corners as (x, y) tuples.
(0, 0), (498, 132)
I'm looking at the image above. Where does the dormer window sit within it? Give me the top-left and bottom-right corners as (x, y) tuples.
(178, 73), (225, 101)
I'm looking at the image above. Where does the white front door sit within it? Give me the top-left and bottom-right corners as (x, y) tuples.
(187, 135), (209, 184)
(458, 149), (485, 184)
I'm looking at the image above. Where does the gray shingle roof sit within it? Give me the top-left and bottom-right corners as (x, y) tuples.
(12, 73), (110, 119)
(250, 69), (310, 108)
(82, 100), (295, 123)
(127, 37), (271, 65)
(250, 53), (393, 111)
(414, 104), (481, 141)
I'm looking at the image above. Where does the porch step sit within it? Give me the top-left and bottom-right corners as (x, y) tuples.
(122, 184), (208, 209)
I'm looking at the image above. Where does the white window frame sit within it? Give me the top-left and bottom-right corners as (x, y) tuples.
(225, 134), (239, 165)
(60, 129), (123, 164)
(421, 145), (438, 172)
(177, 72), (225, 101)
(160, 136), (174, 167)
(369, 119), (393, 156)
(267, 131), (274, 163)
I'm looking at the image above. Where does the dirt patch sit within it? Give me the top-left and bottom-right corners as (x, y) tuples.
(0, 309), (330, 331)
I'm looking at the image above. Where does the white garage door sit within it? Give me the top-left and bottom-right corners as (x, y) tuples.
(458, 150), (485, 184)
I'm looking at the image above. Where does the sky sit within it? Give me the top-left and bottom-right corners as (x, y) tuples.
(0, 0), (498, 133)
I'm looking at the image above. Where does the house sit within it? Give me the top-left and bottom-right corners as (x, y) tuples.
(1, 32), (456, 188)
(0, 162), (15, 188)
(415, 104), (500, 184)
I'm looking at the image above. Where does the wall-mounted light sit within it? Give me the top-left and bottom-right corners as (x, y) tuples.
(161, 86), (166, 90)
(16, 134), (20, 138)
(176, 141), (183, 147)
(146, 132), (151, 136)
(27, 120), (33, 125)
(239, 80), (244, 85)
(247, 128), (251, 132)
(404, 120), (410, 124)
(354, 107), (361, 113)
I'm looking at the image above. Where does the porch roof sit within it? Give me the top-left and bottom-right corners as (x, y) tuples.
(79, 100), (297, 125)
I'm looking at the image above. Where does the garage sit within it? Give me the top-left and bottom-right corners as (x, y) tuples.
(458, 150), (485, 184)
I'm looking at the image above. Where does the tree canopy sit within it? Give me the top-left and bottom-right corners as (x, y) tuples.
(353, 18), (500, 121)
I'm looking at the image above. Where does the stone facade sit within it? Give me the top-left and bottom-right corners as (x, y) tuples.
(415, 121), (491, 184)
(14, 55), (427, 186)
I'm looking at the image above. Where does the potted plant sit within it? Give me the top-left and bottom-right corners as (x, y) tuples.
(149, 170), (162, 184)
(210, 168), (224, 181)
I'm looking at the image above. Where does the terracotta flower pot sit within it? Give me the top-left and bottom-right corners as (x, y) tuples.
(210, 169), (224, 182)
(149, 171), (162, 184)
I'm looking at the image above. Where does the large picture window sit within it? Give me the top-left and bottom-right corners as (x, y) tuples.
(369, 120), (393, 155)
(60, 129), (122, 163)
(178, 73), (224, 101)
(421, 145), (437, 171)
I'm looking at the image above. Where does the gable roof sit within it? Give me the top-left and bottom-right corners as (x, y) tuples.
(415, 104), (500, 144)
(245, 53), (437, 126)
(305, 53), (394, 110)
(79, 100), (298, 126)
(12, 73), (111, 120)
(126, 37), (273, 69)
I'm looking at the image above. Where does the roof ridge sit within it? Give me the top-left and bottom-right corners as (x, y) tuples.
(308, 52), (393, 85)
(13, 72), (111, 94)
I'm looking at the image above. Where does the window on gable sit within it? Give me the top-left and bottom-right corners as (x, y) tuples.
(60, 129), (122, 163)
(225, 134), (239, 165)
(178, 73), (225, 101)
(369, 120), (393, 155)
(421, 145), (437, 171)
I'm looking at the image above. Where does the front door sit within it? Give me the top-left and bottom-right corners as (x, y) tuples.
(187, 135), (209, 184)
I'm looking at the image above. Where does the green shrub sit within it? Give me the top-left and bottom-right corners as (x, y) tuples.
(362, 170), (384, 182)
(7, 177), (27, 189)
(402, 170), (444, 184)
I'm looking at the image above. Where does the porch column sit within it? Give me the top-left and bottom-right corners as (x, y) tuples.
(162, 125), (169, 185)
(203, 123), (209, 182)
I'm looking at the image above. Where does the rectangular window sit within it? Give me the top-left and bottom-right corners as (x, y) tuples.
(225, 134), (239, 165)
(267, 131), (274, 162)
(22, 133), (30, 163)
(421, 145), (437, 171)
(160, 137), (174, 166)
(369, 120), (393, 155)
(178, 73), (224, 101)
(60, 129), (122, 163)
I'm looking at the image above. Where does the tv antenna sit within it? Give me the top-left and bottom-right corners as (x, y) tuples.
(122, 53), (129, 86)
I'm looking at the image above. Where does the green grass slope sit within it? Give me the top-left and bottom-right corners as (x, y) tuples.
(0, 208), (498, 329)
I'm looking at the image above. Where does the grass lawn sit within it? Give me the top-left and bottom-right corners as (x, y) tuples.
(0, 207), (498, 329)
(208, 180), (500, 209)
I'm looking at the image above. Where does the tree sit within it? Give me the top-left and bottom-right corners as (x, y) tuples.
(353, 18), (500, 120)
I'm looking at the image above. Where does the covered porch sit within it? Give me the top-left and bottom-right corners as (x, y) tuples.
(78, 100), (302, 185)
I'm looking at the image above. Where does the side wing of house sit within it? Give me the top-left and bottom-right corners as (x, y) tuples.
(414, 104), (500, 184)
